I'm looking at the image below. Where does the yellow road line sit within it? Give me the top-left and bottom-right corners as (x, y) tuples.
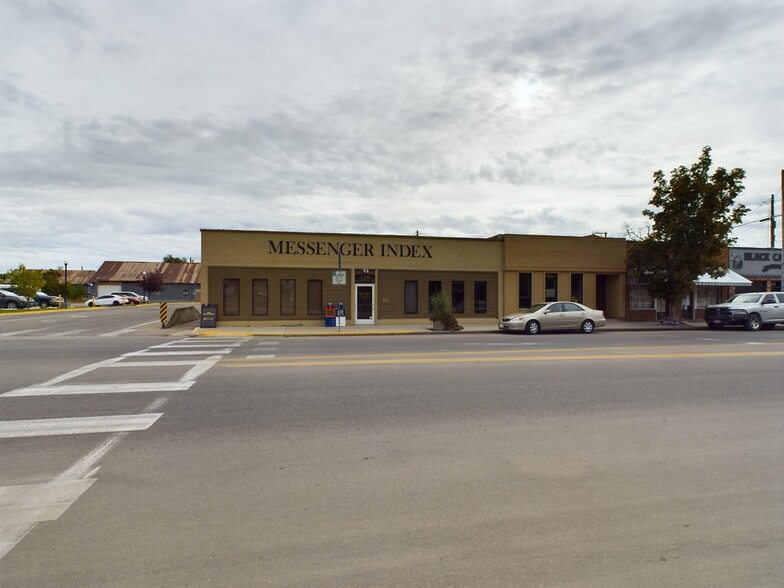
(224, 341), (784, 363)
(219, 349), (784, 368)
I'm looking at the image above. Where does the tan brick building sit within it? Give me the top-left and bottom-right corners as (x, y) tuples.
(201, 229), (627, 326)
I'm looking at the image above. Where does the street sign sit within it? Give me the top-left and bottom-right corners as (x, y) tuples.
(332, 270), (347, 285)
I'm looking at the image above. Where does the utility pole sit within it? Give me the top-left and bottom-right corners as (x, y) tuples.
(771, 194), (776, 248)
(781, 170), (784, 290)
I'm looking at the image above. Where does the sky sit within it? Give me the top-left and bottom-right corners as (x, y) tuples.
(1, 0), (783, 273)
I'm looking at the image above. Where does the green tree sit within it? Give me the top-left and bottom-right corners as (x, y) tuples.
(627, 146), (749, 317)
(41, 268), (62, 295)
(6, 264), (45, 299)
(163, 254), (187, 263)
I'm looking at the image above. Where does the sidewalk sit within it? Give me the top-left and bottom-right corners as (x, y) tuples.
(191, 318), (707, 337)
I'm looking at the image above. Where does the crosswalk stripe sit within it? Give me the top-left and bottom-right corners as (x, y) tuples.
(0, 479), (96, 525)
(2, 381), (195, 397)
(0, 414), (163, 438)
(122, 349), (234, 356)
(151, 341), (245, 348)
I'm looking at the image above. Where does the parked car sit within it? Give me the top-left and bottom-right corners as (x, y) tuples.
(0, 289), (32, 309)
(704, 292), (784, 330)
(110, 291), (147, 304)
(32, 291), (59, 308)
(1, 285), (58, 308)
(85, 294), (128, 307)
(499, 301), (607, 334)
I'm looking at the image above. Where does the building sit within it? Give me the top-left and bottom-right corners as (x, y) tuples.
(90, 261), (201, 302)
(729, 247), (783, 293)
(201, 229), (627, 325)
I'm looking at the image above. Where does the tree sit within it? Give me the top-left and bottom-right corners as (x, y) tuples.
(41, 268), (62, 295)
(6, 264), (45, 299)
(138, 269), (165, 302)
(163, 255), (188, 263)
(627, 146), (749, 318)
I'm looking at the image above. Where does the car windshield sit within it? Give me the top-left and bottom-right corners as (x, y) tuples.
(523, 304), (548, 313)
(730, 293), (763, 304)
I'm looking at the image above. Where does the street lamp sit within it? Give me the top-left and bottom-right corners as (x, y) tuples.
(63, 261), (68, 308)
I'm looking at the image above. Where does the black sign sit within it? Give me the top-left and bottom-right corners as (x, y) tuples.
(200, 304), (217, 328)
(355, 270), (375, 283)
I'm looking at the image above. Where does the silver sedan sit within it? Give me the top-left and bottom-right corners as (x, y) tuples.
(499, 301), (607, 334)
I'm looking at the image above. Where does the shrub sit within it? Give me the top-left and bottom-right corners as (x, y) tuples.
(428, 290), (462, 331)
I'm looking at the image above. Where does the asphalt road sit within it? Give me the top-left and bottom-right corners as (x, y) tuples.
(1, 308), (783, 587)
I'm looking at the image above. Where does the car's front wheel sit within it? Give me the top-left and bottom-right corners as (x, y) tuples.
(39, 301), (49, 308)
(112, 300), (120, 306)
(745, 314), (762, 331)
(6, 301), (18, 309)
(525, 320), (540, 335)
(579, 319), (595, 334)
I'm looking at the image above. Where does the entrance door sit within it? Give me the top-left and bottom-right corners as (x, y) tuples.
(355, 284), (375, 325)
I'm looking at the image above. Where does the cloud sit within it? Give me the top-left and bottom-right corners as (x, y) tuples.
(1, 0), (783, 271)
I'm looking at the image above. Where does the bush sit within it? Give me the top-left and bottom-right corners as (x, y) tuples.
(428, 290), (462, 331)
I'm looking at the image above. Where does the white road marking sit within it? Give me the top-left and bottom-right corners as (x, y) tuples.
(3, 381), (195, 397)
(122, 348), (234, 356)
(55, 433), (128, 482)
(144, 396), (169, 412)
(152, 340), (245, 348)
(99, 320), (160, 338)
(250, 342), (278, 358)
(0, 479), (96, 525)
(0, 479), (97, 557)
(0, 340), (234, 560)
(102, 359), (210, 367)
(179, 356), (223, 381)
(0, 414), (163, 438)
(47, 329), (89, 337)
(0, 433), (127, 559)
(0, 329), (42, 337)
(38, 357), (125, 387)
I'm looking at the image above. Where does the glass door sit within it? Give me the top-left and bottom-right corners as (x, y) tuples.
(355, 285), (375, 325)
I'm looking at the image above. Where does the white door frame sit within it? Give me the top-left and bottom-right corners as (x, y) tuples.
(354, 284), (375, 325)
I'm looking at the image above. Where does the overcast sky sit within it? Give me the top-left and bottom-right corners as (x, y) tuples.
(1, 0), (782, 272)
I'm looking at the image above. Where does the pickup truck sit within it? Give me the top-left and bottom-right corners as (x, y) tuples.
(704, 292), (784, 331)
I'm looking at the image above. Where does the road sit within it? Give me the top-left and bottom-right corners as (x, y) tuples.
(1, 307), (783, 586)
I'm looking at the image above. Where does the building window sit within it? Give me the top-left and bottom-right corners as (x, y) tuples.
(428, 281), (441, 311)
(404, 281), (418, 314)
(518, 273), (532, 308)
(307, 280), (322, 315)
(571, 273), (583, 303)
(252, 279), (268, 316)
(629, 285), (654, 309)
(545, 273), (558, 302)
(695, 287), (717, 309)
(474, 281), (487, 314)
(280, 279), (296, 315)
(223, 278), (240, 316)
(452, 281), (465, 313)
